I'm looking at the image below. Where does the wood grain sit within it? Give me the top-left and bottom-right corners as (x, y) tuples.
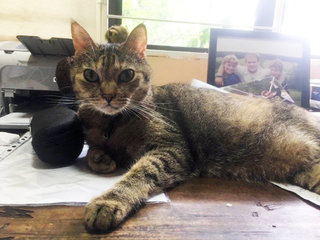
(0, 177), (319, 240)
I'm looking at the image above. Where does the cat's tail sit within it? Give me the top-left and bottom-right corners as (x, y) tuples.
(290, 163), (320, 194)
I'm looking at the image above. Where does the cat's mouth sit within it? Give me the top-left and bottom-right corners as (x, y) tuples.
(95, 102), (126, 115)
(102, 104), (119, 112)
(86, 97), (129, 115)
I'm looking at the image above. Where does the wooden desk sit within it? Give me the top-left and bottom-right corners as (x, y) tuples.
(0, 178), (319, 240)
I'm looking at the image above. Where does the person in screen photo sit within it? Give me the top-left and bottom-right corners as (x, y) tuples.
(214, 54), (241, 87)
(268, 59), (287, 85)
(236, 53), (269, 83)
(261, 59), (294, 103)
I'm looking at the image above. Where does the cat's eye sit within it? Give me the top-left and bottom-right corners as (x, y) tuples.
(83, 69), (99, 82)
(119, 69), (135, 83)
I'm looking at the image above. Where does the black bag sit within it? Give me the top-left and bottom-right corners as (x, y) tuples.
(31, 106), (84, 164)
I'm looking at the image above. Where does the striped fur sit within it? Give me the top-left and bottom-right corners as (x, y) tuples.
(70, 22), (320, 233)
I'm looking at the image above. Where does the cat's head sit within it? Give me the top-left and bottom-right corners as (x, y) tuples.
(70, 21), (152, 115)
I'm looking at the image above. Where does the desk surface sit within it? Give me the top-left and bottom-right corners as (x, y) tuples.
(0, 177), (319, 240)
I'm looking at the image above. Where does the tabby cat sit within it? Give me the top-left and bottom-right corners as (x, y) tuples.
(70, 21), (320, 233)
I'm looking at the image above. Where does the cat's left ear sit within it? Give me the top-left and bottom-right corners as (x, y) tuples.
(71, 20), (96, 55)
(123, 24), (147, 58)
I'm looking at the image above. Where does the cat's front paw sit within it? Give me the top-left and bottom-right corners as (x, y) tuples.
(85, 199), (126, 233)
(87, 147), (116, 173)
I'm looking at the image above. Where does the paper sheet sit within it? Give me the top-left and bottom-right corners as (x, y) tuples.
(0, 139), (169, 206)
(271, 182), (320, 206)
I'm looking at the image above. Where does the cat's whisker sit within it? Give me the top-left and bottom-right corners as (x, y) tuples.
(53, 103), (77, 106)
(39, 94), (77, 100)
(38, 97), (78, 102)
(142, 106), (176, 127)
(125, 106), (143, 121)
(131, 105), (153, 119)
(43, 99), (79, 104)
(120, 106), (130, 119)
(43, 102), (78, 107)
(128, 103), (154, 119)
(123, 105), (141, 120)
(133, 102), (171, 117)
(143, 102), (179, 112)
(40, 97), (80, 104)
(42, 99), (77, 103)
(130, 100), (156, 111)
(129, 103), (175, 128)
(129, 99), (179, 112)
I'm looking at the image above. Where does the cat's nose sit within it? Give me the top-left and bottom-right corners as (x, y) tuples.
(102, 94), (115, 104)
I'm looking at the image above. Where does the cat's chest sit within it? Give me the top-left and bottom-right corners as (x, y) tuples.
(105, 122), (140, 147)
(100, 117), (148, 158)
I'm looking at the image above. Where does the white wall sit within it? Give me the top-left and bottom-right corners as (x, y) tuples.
(0, 0), (98, 41)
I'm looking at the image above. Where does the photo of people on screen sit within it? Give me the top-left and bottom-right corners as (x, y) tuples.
(214, 53), (297, 104)
(214, 53), (269, 87)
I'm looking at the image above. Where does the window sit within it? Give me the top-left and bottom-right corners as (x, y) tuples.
(281, 0), (320, 56)
(108, 0), (260, 49)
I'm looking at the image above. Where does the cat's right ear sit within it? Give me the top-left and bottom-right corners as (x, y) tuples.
(71, 20), (96, 55)
(123, 24), (147, 58)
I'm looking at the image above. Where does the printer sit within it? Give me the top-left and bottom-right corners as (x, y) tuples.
(0, 36), (74, 114)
